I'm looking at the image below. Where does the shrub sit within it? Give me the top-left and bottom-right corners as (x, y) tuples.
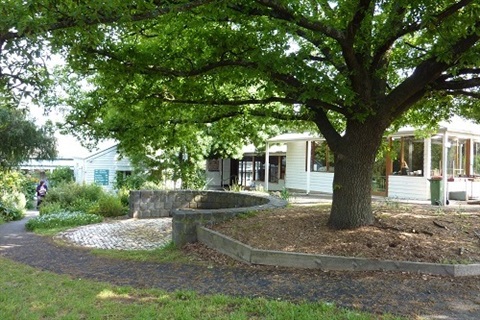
(1, 191), (27, 211)
(45, 182), (105, 206)
(38, 202), (64, 215)
(42, 182), (105, 213)
(0, 201), (23, 222)
(140, 181), (166, 190)
(25, 211), (103, 231)
(117, 187), (130, 207)
(39, 182), (128, 217)
(70, 198), (96, 213)
(47, 167), (74, 188)
(0, 170), (34, 211)
(89, 194), (127, 218)
(114, 171), (148, 190)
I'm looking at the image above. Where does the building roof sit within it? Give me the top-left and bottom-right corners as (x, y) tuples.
(390, 116), (480, 139)
(267, 132), (324, 143)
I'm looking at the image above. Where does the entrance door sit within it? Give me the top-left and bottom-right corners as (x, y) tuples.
(230, 159), (239, 186)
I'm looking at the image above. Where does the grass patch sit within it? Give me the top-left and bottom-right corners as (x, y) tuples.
(0, 257), (403, 319)
(25, 211), (103, 231)
(91, 242), (196, 264)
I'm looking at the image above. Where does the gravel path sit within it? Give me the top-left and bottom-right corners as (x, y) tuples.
(1, 211), (479, 319)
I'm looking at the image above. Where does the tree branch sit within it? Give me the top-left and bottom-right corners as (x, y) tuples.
(434, 0), (475, 23)
(445, 90), (480, 99)
(295, 29), (348, 74)
(346, 0), (372, 42)
(433, 77), (480, 90)
(384, 24), (480, 117)
(146, 95), (298, 108)
(231, 1), (344, 41)
(307, 105), (342, 150)
(372, 0), (474, 69)
(0, 0), (215, 41)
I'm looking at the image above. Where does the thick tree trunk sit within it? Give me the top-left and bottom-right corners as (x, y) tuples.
(327, 125), (384, 229)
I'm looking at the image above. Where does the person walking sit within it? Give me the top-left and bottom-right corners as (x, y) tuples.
(36, 180), (48, 208)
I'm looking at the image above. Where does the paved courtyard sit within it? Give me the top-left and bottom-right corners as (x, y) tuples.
(54, 218), (172, 250)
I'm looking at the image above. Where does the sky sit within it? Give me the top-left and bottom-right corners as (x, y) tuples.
(28, 104), (115, 159)
(24, 52), (116, 159)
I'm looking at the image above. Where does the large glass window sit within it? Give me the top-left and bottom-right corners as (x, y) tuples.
(307, 141), (334, 172)
(474, 142), (480, 176)
(240, 155), (286, 184)
(391, 137), (424, 176)
(447, 139), (467, 177)
(430, 139), (443, 177)
(430, 138), (472, 178)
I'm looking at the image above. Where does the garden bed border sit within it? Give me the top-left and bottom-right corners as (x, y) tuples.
(197, 226), (480, 277)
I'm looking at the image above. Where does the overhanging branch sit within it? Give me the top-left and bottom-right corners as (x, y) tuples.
(433, 77), (480, 90)
(373, 0), (474, 69)
(446, 90), (480, 99)
(231, 0), (344, 41)
(1, 0), (215, 41)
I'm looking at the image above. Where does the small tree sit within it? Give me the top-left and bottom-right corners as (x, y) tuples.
(0, 107), (57, 168)
(47, 166), (75, 188)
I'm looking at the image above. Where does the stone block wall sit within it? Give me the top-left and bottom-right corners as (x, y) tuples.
(129, 190), (287, 246)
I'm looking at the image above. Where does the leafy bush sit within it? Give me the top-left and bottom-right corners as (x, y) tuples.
(38, 202), (64, 215)
(25, 211), (103, 231)
(0, 201), (23, 222)
(70, 198), (97, 213)
(89, 194), (127, 217)
(0, 170), (34, 211)
(41, 182), (105, 214)
(114, 171), (148, 190)
(117, 187), (130, 207)
(61, 182), (103, 204)
(39, 182), (128, 217)
(140, 181), (166, 190)
(47, 166), (74, 188)
(1, 191), (27, 211)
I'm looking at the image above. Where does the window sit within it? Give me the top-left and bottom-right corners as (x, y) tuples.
(474, 142), (480, 176)
(237, 155), (286, 185)
(306, 141), (334, 172)
(391, 137), (424, 176)
(266, 155), (286, 183)
(431, 138), (469, 178)
(447, 138), (467, 177)
(430, 139), (442, 177)
(115, 170), (132, 187)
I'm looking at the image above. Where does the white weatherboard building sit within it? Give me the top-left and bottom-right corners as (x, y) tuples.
(20, 145), (133, 191)
(263, 117), (480, 204)
(75, 145), (133, 190)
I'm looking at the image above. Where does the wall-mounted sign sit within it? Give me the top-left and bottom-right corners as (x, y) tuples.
(94, 169), (109, 186)
(207, 159), (220, 171)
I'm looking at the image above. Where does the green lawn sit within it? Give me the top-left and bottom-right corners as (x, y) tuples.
(0, 257), (403, 320)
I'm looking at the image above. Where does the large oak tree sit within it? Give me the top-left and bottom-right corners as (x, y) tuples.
(2, 1), (480, 229)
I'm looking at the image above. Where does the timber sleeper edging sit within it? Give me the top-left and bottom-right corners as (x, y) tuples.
(196, 226), (480, 277)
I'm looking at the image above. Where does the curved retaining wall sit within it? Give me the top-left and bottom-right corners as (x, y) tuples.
(129, 190), (287, 246)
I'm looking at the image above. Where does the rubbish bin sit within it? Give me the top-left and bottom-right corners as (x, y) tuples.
(429, 178), (442, 205)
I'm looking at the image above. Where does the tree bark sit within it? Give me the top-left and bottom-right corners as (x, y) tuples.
(327, 123), (384, 229)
